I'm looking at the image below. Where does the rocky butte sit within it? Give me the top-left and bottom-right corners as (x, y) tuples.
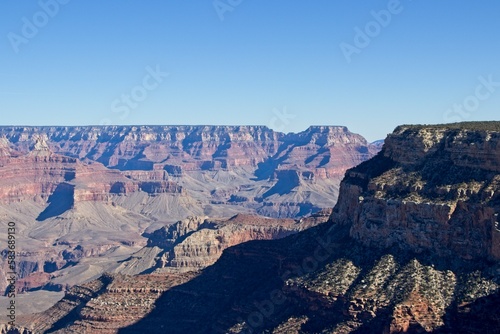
(7, 121), (498, 333)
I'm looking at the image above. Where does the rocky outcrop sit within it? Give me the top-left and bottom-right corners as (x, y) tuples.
(383, 123), (500, 171)
(28, 134), (51, 157)
(277, 125), (379, 178)
(146, 216), (212, 249)
(333, 123), (500, 261)
(139, 214), (321, 273)
(20, 272), (197, 333)
(156, 216), (300, 271)
(0, 153), (76, 203)
(0, 136), (13, 158)
(21, 273), (114, 333)
(0, 324), (32, 334)
(0, 140), (183, 205)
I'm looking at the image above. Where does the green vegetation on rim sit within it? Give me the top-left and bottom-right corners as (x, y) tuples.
(395, 121), (500, 132)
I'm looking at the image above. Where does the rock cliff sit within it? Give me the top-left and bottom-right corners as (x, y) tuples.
(110, 213), (325, 276)
(334, 123), (500, 261)
(0, 125), (375, 215)
(149, 214), (315, 272)
(0, 125), (375, 176)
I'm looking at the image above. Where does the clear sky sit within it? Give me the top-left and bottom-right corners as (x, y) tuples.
(0, 0), (499, 141)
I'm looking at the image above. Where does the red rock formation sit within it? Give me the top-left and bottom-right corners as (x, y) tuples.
(0, 136), (13, 158)
(20, 272), (197, 333)
(0, 140), (182, 204)
(146, 214), (319, 272)
(278, 126), (378, 179)
(16, 272), (52, 293)
(0, 125), (376, 177)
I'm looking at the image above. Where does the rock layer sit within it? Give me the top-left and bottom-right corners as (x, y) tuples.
(0, 125), (376, 178)
(151, 214), (313, 272)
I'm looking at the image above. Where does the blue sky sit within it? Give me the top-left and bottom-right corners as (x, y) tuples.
(0, 0), (499, 141)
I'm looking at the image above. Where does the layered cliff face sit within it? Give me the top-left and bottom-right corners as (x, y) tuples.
(0, 136), (13, 158)
(150, 214), (315, 272)
(18, 122), (500, 334)
(278, 125), (376, 178)
(18, 272), (197, 334)
(111, 213), (324, 276)
(0, 125), (376, 217)
(0, 125), (376, 178)
(0, 134), (182, 205)
(334, 123), (500, 261)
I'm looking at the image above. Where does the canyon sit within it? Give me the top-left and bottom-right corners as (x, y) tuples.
(7, 122), (499, 334)
(2, 122), (500, 333)
(0, 125), (376, 310)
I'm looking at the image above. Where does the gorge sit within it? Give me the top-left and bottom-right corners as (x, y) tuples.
(2, 122), (500, 333)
